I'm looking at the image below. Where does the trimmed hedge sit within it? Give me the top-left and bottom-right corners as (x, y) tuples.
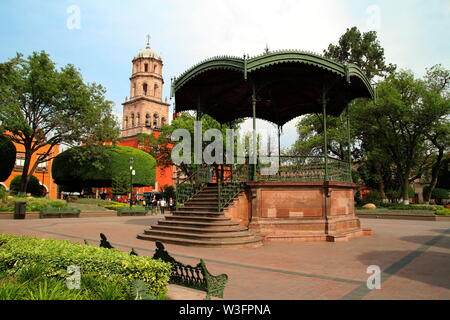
(0, 135), (16, 182)
(382, 204), (444, 211)
(0, 234), (172, 297)
(10, 175), (42, 196)
(52, 145), (156, 188)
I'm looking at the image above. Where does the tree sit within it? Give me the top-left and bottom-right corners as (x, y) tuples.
(111, 173), (131, 196)
(291, 26), (395, 195)
(324, 26), (396, 81)
(0, 134), (16, 182)
(138, 112), (244, 179)
(10, 175), (41, 196)
(52, 145), (156, 189)
(354, 70), (449, 204)
(422, 64), (450, 202)
(0, 51), (120, 194)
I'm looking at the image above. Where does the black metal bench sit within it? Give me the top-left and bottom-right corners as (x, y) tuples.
(152, 241), (228, 299)
(94, 234), (228, 299)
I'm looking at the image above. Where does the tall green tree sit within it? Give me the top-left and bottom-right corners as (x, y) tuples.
(0, 51), (120, 194)
(0, 134), (16, 182)
(138, 112), (244, 179)
(354, 69), (449, 204)
(291, 26), (395, 193)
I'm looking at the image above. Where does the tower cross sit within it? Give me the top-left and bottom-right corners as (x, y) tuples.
(146, 34), (151, 47)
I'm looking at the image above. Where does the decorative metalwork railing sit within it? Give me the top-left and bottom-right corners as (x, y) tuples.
(255, 156), (352, 183)
(217, 164), (250, 212)
(175, 165), (211, 210)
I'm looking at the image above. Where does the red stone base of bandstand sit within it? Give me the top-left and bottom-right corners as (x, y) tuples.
(223, 181), (372, 243)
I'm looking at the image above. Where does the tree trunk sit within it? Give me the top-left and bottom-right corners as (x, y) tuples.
(19, 148), (33, 195)
(424, 148), (444, 203)
(373, 160), (387, 200)
(401, 164), (412, 205)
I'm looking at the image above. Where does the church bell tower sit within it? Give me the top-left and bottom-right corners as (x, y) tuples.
(122, 37), (170, 138)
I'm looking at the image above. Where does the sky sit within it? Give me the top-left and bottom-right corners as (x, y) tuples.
(0, 0), (449, 149)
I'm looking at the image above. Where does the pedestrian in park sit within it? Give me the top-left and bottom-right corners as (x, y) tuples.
(169, 197), (174, 211)
(160, 198), (167, 214)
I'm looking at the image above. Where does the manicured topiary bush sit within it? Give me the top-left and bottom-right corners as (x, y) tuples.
(0, 234), (172, 297)
(52, 145), (156, 189)
(0, 135), (16, 182)
(9, 175), (42, 196)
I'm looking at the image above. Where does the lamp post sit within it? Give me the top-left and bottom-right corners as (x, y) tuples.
(129, 157), (135, 208)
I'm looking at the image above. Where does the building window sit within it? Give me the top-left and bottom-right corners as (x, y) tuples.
(15, 158), (25, 167)
(143, 83), (148, 96)
(145, 114), (151, 127)
(154, 84), (158, 97)
(154, 64), (157, 73)
(144, 63), (148, 72)
(125, 116), (128, 129)
(153, 113), (159, 128)
(161, 117), (167, 126)
(131, 113), (135, 127)
(137, 113), (140, 126)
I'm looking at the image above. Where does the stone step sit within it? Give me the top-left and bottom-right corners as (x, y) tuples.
(173, 211), (225, 217)
(143, 229), (254, 240)
(150, 224), (248, 234)
(165, 215), (231, 223)
(180, 206), (221, 212)
(137, 233), (263, 248)
(184, 202), (219, 206)
(158, 220), (240, 229)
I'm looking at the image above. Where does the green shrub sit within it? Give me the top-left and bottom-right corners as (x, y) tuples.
(0, 135), (16, 182)
(435, 208), (450, 216)
(52, 145), (157, 189)
(432, 188), (449, 200)
(383, 204), (443, 211)
(75, 199), (115, 205)
(362, 190), (383, 205)
(117, 206), (147, 213)
(10, 175), (42, 196)
(6, 197), (66, 212)
(0, 234), (171, 297)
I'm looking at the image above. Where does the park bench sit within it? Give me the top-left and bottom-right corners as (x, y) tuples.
(95, 234), (228, 299)
(116, 207), (148, 217)
(39, 207), (80, 219)
(152, 241), (228, 299)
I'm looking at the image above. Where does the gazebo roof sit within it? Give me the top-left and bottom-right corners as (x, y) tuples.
(172, 50), (374, 126)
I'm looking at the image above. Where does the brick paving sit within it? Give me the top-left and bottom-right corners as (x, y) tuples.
(0, 215), (448, 300)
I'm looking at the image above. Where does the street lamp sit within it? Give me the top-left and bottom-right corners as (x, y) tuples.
(129, 157), (135, 208)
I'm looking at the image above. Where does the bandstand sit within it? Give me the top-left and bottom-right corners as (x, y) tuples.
(138, 50), (374, 247)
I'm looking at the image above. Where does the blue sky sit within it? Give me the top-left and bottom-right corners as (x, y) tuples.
(1, 0), (449, 148)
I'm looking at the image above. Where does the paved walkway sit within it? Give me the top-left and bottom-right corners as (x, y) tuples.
(0, 215), (448, 300)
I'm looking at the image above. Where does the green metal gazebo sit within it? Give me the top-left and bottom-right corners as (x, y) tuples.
(171, 50), (374, 184)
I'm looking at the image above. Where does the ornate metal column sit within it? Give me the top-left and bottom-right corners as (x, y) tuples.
(346, 106), (352, 182)
(251, 82), (257, 182)
(321, 87), (329, 181)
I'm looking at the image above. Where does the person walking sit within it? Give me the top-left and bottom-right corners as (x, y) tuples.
(160, 198), (166, 214)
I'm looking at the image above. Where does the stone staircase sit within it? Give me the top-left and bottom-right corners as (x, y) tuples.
(137, 184), (263, 248)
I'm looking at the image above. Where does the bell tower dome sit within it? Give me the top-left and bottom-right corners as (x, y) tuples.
(122, 37), (170, 138)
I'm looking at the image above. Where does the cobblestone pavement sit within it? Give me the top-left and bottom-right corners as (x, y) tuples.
(0, 216), (448, 300)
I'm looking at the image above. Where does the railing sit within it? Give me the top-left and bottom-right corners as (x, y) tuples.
(217, 164), (250, 212)
(175, 156), (352, 212)
(255, 156), (352, 183)
(175, 165), (211, 210)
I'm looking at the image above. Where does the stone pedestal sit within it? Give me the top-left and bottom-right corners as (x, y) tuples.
(234, 181), (371, 242)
